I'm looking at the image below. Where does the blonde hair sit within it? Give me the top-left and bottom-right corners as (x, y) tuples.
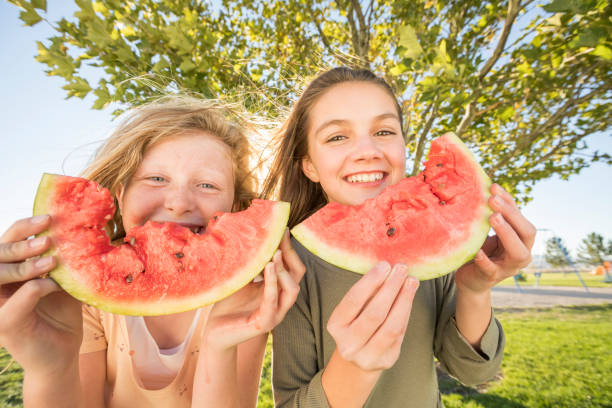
(261, 67), (404, 228)
(82, 95), (256, 240)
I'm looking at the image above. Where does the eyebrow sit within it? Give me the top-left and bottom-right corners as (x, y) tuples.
(313, 112), (400, 136)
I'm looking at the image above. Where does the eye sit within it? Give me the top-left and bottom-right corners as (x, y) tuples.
(148, 176), (165, 182)
(375, 130), (395, 136)
(326, 134), (347, 143)
(198, 183), (216, 189)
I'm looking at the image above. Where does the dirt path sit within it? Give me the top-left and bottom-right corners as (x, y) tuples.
(491, 285), (612, 309)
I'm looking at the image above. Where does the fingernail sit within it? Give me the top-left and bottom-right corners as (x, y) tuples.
(35, 256), (53, 269)
(376, 261), (391, 277)
(29, 237), (47, 248)
(492, 213), (504, 225)
(405, 277), (419, 291)
(31, 215), (49, 224)
(493, 195), (504, 205)
(393, 263), (409, 277)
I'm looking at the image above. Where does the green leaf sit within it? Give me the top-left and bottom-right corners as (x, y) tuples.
(398, 25), (423, 60)
(92, 85), (111, 109)
(592, 44), (612, 60)
(62, 77), (91, 98)
(19, 7), (42, 26)
(543, 0), (573, 13)
(390, 63), (408, 76)
(179, 58), (197, 72)
(31, 0), (46, 11)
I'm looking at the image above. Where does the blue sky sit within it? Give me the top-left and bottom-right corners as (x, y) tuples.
(1, 2), (611, 258)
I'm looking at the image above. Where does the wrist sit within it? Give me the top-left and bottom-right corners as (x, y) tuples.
(322, 350), (382, 407)
(23, 358), (83, 408)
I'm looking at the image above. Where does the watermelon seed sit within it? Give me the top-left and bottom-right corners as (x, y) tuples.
(129, 237), (136, 246)
(436, 163), (444, 167)
(214, 215), (219, 221)
(438, 183), (445, 189)
(174, 252), (184, 259)
(125, 274), (133, 284)
(439, 200), (446, 205)
(387, 227), (396, 237)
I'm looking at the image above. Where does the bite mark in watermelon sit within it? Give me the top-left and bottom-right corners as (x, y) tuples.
(34, 173), (289, 315)
(291, 133), (492, 280)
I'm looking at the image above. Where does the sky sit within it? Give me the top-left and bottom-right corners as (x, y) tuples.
(1, 2), (611, 258)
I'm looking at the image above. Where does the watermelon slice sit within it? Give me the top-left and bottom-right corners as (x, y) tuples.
(34, 173), (289, 315)
(291, 133), (492, 280)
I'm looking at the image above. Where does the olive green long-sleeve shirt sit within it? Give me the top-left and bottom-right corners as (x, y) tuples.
(272, 239), (505, 407)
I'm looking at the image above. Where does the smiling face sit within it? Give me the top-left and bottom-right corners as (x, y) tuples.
(117, 132), (235, 233)
(301, 81), (406, 206)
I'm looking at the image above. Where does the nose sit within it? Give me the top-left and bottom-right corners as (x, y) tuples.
(351, 134), (384, 162)
(164, 184), (195, 215)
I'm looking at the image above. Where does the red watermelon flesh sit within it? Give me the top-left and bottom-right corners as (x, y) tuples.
(291, 133), (492, 280)
(34, 173), (289, 315)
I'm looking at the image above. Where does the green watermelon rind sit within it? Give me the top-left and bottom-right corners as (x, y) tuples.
(291, 133), (492, 280)
(34, 173), (290, 315)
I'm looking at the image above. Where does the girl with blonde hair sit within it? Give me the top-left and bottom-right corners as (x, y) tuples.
(0, 95), (305, 407)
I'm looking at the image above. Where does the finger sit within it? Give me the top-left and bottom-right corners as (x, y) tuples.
(329, 262), (391, 325)
(489, 213), (532, 268)
(0, 235), (52, 264)
(350, 264), (410, 342)
(0, 278), (61, 328)
(472, 249), (498, 282)
(276, 267), (300, 317)
(256, 261), (279, 326)
(0, 215), (51, 244)
(490, 184), (517, 208)
(361, 277), (419, 368)
(0, 256), (56, 285)
(489, 195), (536, 249)
(279, 230), (306, 283)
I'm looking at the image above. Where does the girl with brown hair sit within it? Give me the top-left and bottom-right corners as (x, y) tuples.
(263, 67), (536, 407)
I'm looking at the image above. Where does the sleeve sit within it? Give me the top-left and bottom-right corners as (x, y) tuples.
(272, 256), (330, 408)
(433, 273), (505, 386)
(80, 304), (108, 354)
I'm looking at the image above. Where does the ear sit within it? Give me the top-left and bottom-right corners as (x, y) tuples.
(301, 156), (320, 183)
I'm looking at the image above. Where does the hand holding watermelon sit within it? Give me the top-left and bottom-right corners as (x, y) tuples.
(0, 215), (83, 375)
(202, 232), (305, 351)
(454, 183), (536, 294)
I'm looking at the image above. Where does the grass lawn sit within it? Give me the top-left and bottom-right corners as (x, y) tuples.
(498, 271), (612, 288)
(2, 305), (611, 407)
(439, 304), (612, 408)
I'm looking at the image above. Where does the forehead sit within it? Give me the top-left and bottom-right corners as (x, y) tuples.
(308, 81), (399, 127)
(146, 131), (232, 158)
(142, 132), (234, 174)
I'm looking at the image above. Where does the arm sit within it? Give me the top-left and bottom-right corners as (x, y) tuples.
(0, 216), (85, 407)
(273, 260), (419, 408)
(192, 231), (304, 408)
(321, 263), (419, 408)
(454, 183), (535, 347)
(79, 351), (107, 408)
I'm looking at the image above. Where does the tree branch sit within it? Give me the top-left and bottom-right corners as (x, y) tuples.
(491, 82), (612, 173)
(411, 94), (440, 176)
(479, 0), (521, 80)
(456, 0), (522, 137)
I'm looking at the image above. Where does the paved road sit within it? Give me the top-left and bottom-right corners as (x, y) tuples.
(491, 285), (612, 309)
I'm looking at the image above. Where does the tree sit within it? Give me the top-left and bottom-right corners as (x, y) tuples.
(8, 0), (612, 203)
(576, 232), (612, 266)
(544, 236), (570, 268)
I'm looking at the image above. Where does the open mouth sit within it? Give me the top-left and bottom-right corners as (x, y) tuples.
(345, 172), (386, 184)
(188, 226), (204, 234)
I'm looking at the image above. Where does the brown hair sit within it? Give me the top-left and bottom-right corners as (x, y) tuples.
(81, 95), (257, 240)
(261, 67), (404, 228)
